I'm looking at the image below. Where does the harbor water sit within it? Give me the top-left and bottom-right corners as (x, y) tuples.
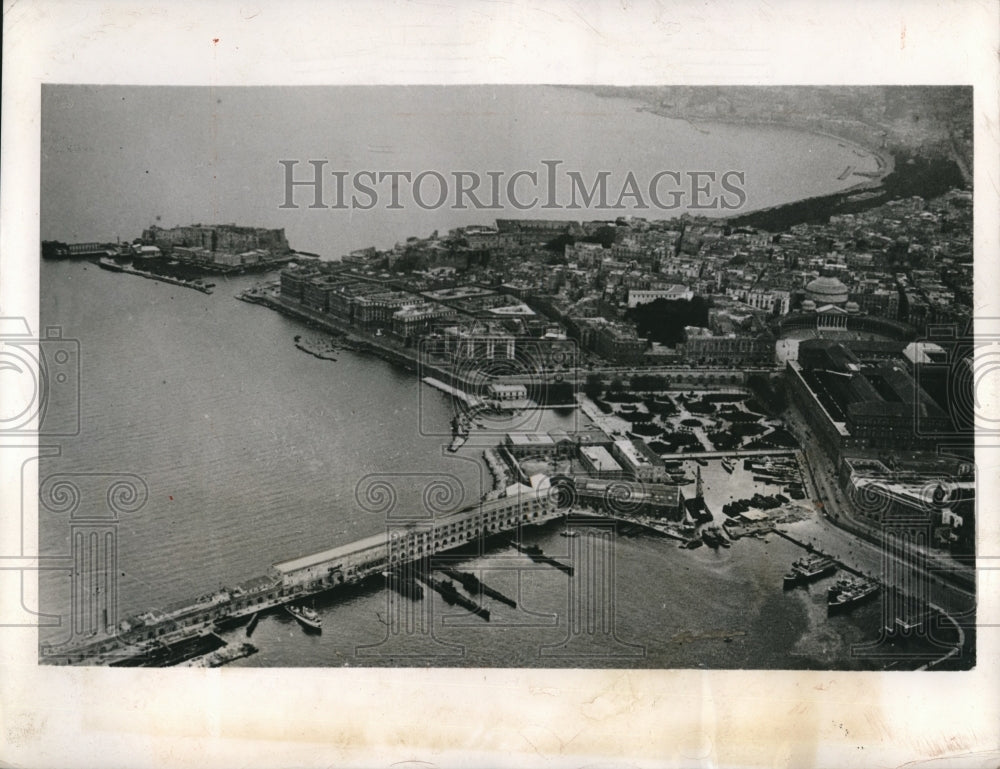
(38, 86), (898, 666)
(38, 260), (895, 668)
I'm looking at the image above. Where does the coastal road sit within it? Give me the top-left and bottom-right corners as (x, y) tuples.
(782, 403), (975, 619)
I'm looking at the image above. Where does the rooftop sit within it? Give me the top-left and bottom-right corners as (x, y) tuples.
(580, 445), (623, 473)
(614, 438), (652, 468)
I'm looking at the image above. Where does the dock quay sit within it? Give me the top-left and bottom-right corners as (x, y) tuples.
(508, 540), (574, 575)
(179, 641), (258, 668)
(417, 573), (491, 621)
(42, 482), (561, 665)
(422, 377), (484, 407)
(98, 258), (214, 294)
(436, 566), (517, 608)
(108, 630), (227, 667)
(384, 564), (425, 601)
(770, 529), (868, 579)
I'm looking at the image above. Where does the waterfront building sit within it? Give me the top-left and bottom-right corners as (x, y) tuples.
(142, 223), (290, 258)
(41, 240), (116, 259)
(579, 445), (624, 478)
(270, 483), (560, 589)
(611, 438), (669, 484)
(390, 303), (458, 343)
(504, 432), (556, 458)
(488, 383), (528, 402)
(572, 477), (683, 520)
(279, 263), (322, 302)
(838, 456), (974, 553)
(355, 291), (419, 328)
(131, 244), (162, 261)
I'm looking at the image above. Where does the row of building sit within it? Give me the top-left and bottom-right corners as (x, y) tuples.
(787, 338), (956, 454)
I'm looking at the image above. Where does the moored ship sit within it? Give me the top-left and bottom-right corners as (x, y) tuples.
(783, 554), (836, 588)
(827, 577), (880, 614)
(284, 603), (322, 631)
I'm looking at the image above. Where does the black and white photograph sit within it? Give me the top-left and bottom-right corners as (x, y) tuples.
(35, 83), (978, 672)
(2, 2), (999, 768)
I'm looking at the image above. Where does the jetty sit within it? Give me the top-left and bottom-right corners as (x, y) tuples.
(436, 566), (517, 608)
(383, 567), (425, 601)
(42, 482), (562, 666)
(508, 540), (574, 575)
(422, 377), (484, 407)
(98, 258), (214, 294)
(416, 573), (491, 621)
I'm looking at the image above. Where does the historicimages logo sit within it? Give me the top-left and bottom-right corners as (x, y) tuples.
(0, 316), (150, 664)
(278, 160), (748, 212)
(0, 318), (80, 436)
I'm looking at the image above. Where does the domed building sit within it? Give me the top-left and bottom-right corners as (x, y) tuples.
(805, 274), (849, 306)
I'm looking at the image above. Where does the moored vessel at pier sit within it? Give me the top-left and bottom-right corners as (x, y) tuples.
(827, 577), (880, 614)
(285, 603), (322, 631)
(783, 554), (836, 588)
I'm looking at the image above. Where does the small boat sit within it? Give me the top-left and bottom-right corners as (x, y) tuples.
(559, 529), (580, 538)
(98, 257), (124, 272)
(721, 458), (735, 473)
(285, 603), (322, 631)
(701, 527), (723, 549)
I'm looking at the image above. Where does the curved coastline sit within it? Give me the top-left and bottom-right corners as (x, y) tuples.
(557, 86), (896, 219)
(640, 107), (893, 181)
(574, 88), (898, 228)
(640, 109), (895, 202)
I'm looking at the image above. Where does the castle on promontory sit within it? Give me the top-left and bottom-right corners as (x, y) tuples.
(137, 223), (292, 271)
(142, 223), (290, 254)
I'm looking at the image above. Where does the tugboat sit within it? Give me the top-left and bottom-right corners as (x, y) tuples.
(98, 256), (124, 272)
(827, 577), (880, 614)
(284, 603), (322, 631)
(783, 554), (836, 589)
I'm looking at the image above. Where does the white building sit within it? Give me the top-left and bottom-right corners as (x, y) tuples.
(626, 285), (693, 308)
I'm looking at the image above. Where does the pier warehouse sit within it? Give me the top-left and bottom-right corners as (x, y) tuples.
(270, 483), (559, 589)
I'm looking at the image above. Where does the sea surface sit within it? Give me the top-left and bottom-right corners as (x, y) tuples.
(38, 86), (893, 666)
(37, 260), (891, 667)
(40, 85), (880, 257)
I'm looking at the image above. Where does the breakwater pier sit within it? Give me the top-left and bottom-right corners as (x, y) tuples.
(42, 483), (561, 666)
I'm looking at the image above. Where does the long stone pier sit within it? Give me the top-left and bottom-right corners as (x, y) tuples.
(42, 483), (562, 666)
